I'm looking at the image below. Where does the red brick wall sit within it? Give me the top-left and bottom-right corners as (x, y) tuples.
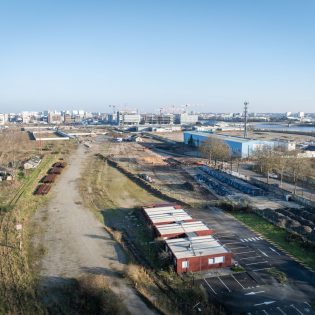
(175, 253), (232, 273)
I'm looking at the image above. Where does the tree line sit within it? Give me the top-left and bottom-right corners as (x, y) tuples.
(198, 137), (312, 194)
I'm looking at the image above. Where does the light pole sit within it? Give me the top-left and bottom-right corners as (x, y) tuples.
(244, 101), (249, 138)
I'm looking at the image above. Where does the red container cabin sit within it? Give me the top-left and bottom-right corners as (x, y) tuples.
(154, 221), (214, 239)
(165, 235), (232, 273)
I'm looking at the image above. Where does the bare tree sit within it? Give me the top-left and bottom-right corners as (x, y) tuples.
(199, 137), (231, 166)
(252, 145), (278, 183)
(287, 152), (308, 194)
(273, 150), (289, 188)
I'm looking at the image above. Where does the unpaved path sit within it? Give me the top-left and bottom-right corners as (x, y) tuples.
(37, 145), (156, 315)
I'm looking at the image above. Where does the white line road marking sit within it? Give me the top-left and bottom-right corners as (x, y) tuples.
(255, 237), (261, 241)
(222, 242), (242, 245)
(216, 233), (236, 237)
(241, 239), (245, 242)
(290, 304), (304, 315)
(262, 310), (269, 315)
(269, 247), (281, 256)
(229, 246), (248, 250)
(240, 255), (262, 260)
(254, 301), (276, 306)
(231, 274), (245, 289)
(246, 261), (268, 266)
(276, 307), (286, 315)
(304, 302), (311, 308)
(252, 267), (270, 272)
(258, 249), (269, 257)
(218, 276), (231, 292)
(236, 250), (256, 255)
(203, 278), (217, 295)
(245, 291), (265, 295)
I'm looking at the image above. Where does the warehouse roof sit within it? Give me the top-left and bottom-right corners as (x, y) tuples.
(165, 235), (229, 259)
(155, 221), (211, 237)
(184, 131), (263, 144)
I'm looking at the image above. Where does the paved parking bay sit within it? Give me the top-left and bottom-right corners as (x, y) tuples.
(246, 301), (314, 315)
(203, 272), (259, 296)
(189, 207), (315, 315)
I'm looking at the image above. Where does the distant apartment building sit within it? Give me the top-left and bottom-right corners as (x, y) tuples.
(63, 113), (73, 124)
(0, 113), (7, 125)
(48, 112), (63, 124)
(116, 111), (141, 125)
(174, 113), (198, 125)
(141, 114), (174, 125)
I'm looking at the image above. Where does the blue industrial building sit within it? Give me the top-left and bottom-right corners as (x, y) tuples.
(183, 131), (274, 158)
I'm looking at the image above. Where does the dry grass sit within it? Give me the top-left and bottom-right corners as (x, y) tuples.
(0, 132), (77, 314)
(125, 264), (177, 315)
(43, 275), (130, 315)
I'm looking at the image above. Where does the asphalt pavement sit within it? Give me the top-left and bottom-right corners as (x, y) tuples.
(189, 207), (315, 315)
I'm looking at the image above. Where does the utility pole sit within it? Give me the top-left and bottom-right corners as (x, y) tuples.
(243, 101), (249, 138)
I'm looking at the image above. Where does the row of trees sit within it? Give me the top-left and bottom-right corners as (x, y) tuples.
(252, 146), (309, 193)
(198, 137), (311, 194)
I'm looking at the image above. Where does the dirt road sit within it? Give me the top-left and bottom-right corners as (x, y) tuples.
(36, 145), (156, 314)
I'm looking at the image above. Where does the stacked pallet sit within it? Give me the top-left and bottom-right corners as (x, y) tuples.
(34, 160), (66, 195)
(34, 184), (51, 195)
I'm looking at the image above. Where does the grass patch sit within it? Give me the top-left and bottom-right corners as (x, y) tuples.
(231, 265), (245, 273)
(267, 267), (287, 284)
(231, 211), (315, 270)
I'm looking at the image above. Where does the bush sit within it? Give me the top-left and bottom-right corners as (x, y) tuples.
(18, 170), (25, 180)
(0, 205), (13, 214)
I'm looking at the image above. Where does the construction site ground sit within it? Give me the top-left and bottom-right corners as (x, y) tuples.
(106, 141), (217, 206)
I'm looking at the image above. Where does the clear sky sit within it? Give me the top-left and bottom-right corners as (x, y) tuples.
(0, 0), (314, 113)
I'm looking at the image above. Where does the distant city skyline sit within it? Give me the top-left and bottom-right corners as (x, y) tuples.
(0, 0), (314, 113)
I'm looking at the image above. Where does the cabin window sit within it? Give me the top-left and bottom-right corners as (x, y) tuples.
(208, 258), (215, 264)
(214, 256), (224, 264)
(182, 260), (189, 268)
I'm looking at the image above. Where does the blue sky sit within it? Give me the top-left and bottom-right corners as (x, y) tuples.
(0, 0), (314, 113)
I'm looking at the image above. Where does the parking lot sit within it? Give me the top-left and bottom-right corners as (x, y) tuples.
(189, 207), (315, 315)
(215, 233), (273, 272)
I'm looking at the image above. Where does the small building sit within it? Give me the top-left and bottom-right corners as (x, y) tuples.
(24, 156), (42, 170)
(154, 221), (214, 239)
(142, 205), (193, 226)
(165, 235), (232, 273)
(275, 140), (296, 151)
(0, 168), (13, 181)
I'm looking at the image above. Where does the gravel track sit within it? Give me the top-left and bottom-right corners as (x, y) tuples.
(36, 144), (156, 315)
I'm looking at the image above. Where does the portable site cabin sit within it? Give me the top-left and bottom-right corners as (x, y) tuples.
(142, 206), (193, 226)
(165, 235), (232, 273)
(24, 156), (42, 170)
(154, 221), (214, 239)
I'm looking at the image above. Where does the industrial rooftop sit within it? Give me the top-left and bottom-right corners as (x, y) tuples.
(155, 221), (211, 238)
(184, 131), (259, 143)
(165, 235), (229, 259)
